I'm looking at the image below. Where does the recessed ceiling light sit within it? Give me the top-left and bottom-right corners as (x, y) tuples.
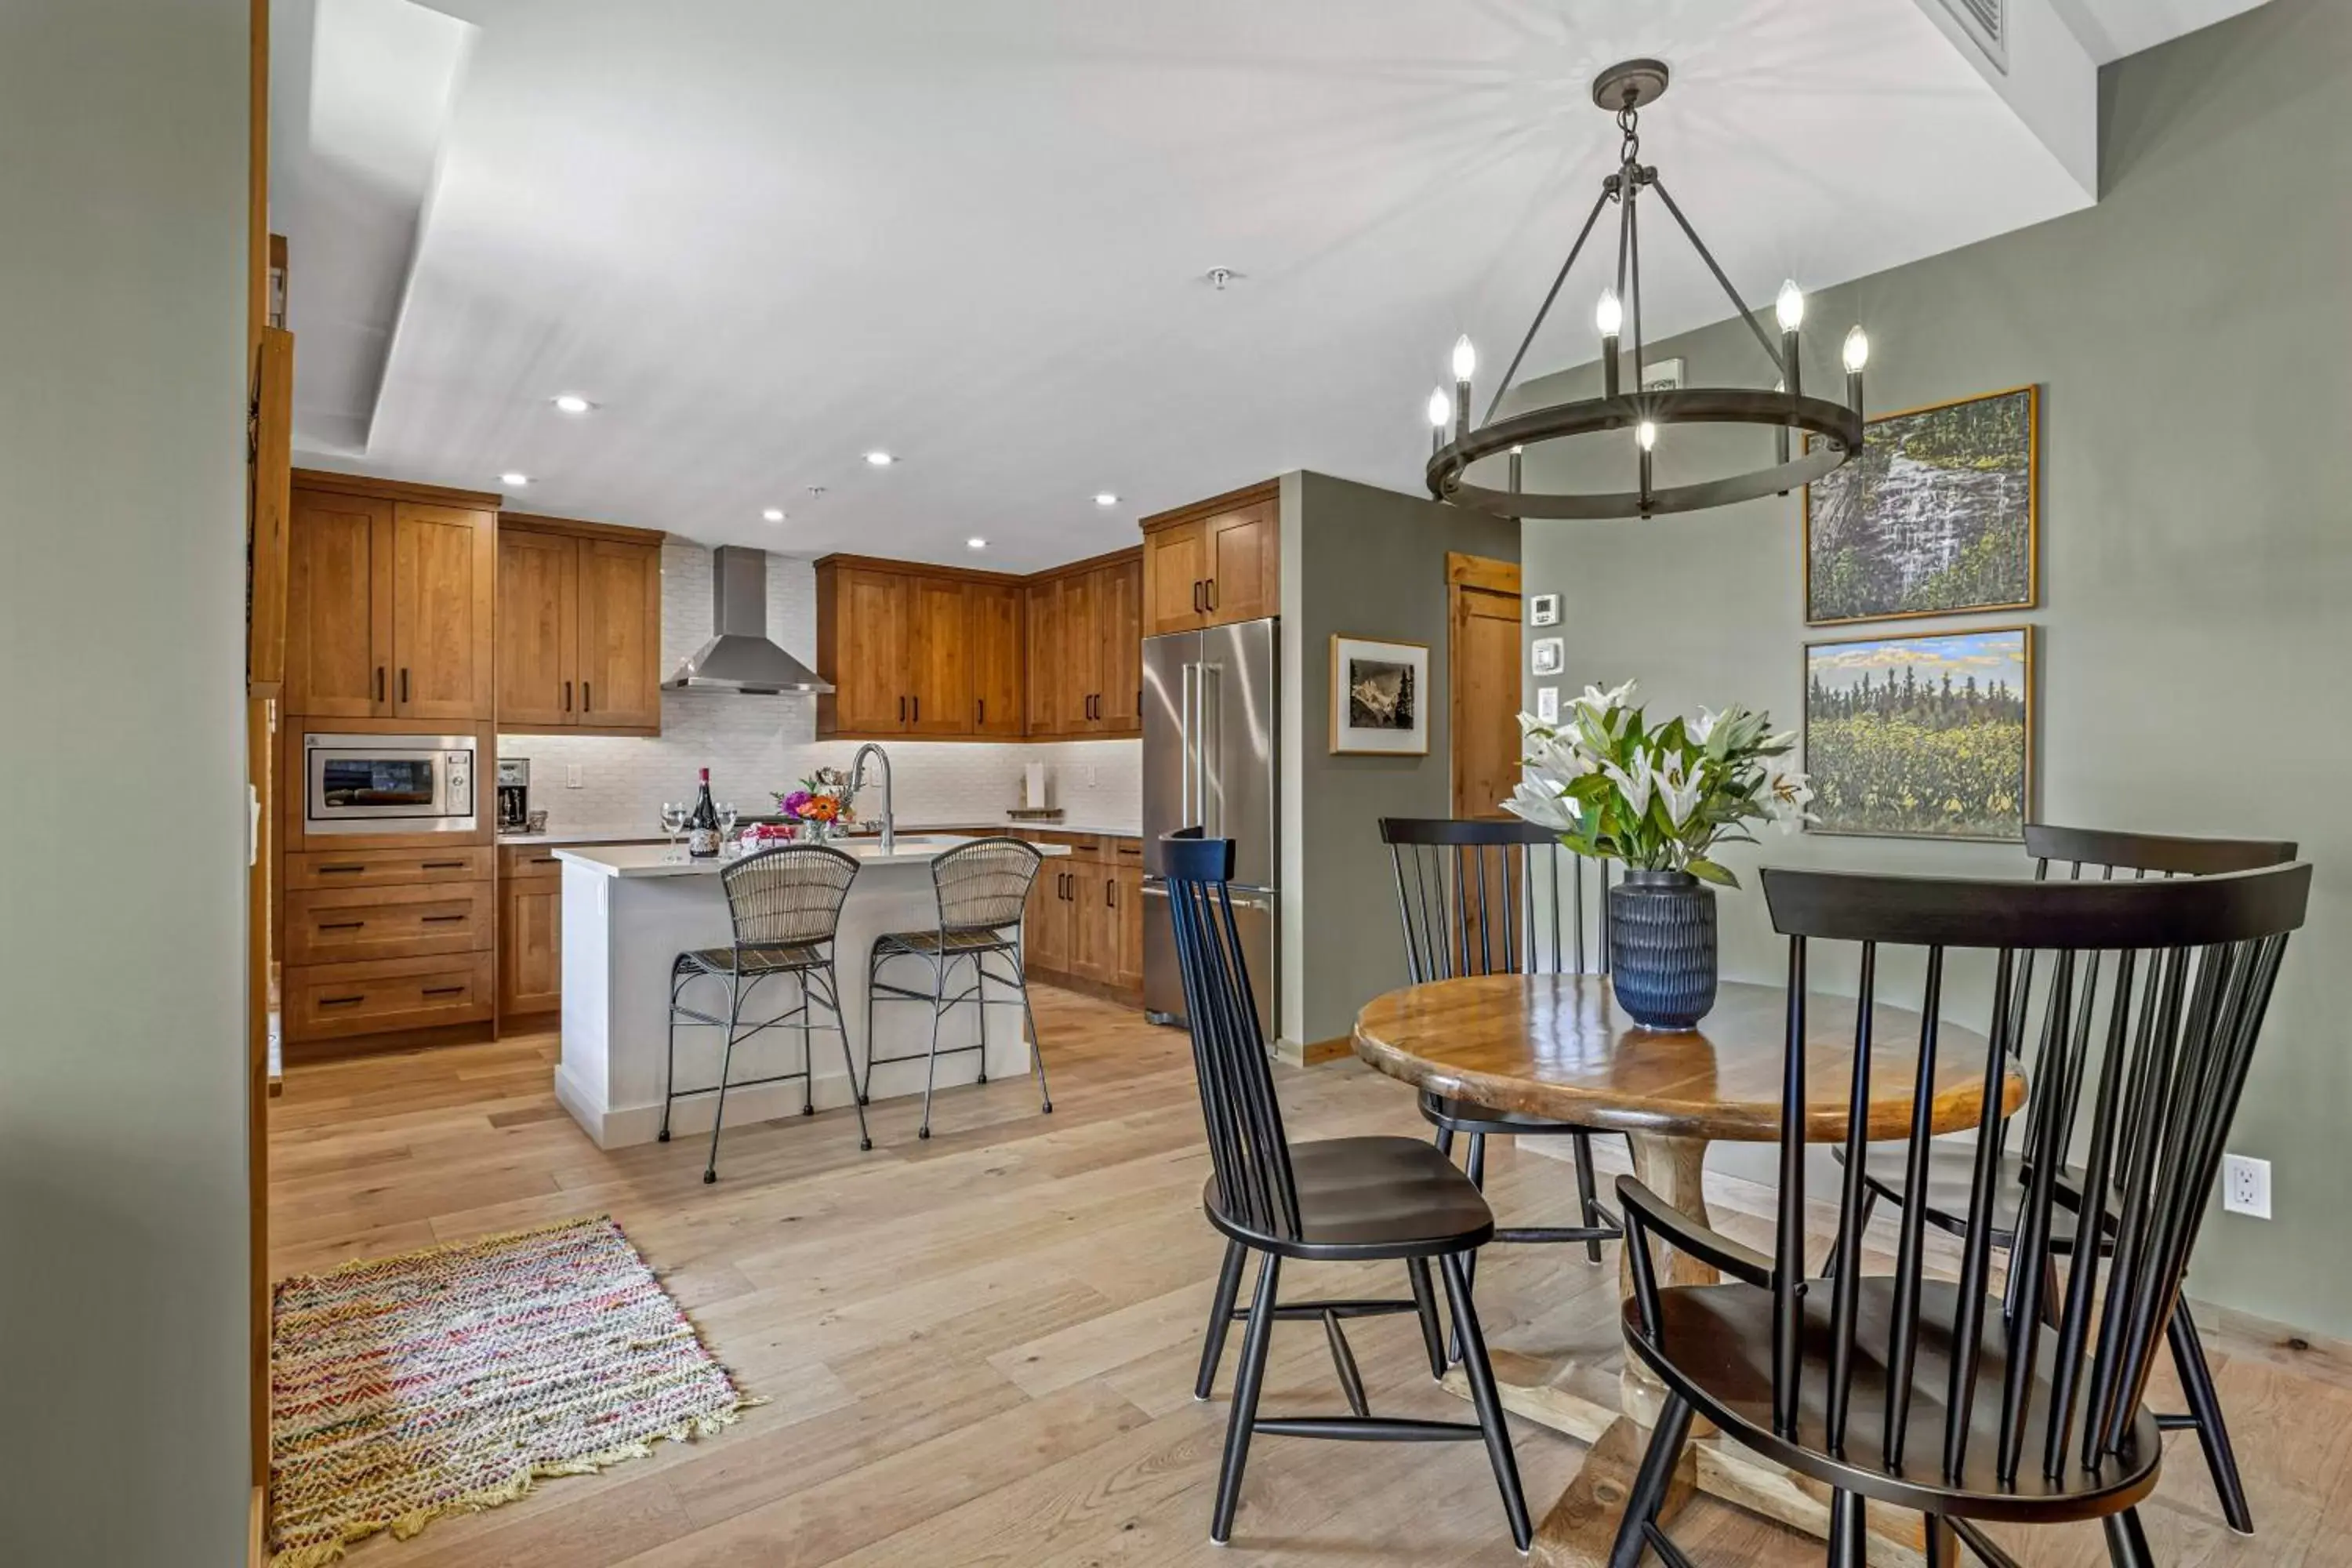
(551, 394), (593, 415)
(500, 472), (530, 487)
(761, 507), (786, 524)
(967, 538), (987, 550)
(865, 450), (895, 467)
(1094, 492), (1119, 507)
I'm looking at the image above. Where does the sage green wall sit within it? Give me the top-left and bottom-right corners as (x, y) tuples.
(1512, 0), (2352, 1337)
(1279, 470), (1519, 1050)
(0, 2), (253, 1558)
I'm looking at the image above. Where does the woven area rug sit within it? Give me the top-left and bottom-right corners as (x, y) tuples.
(269, 1215), (755, 1567)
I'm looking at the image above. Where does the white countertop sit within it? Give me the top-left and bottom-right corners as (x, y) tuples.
(506, 818), (1139, 848)
(555, 833), (1075, 879)
(497, 826), (667, 848)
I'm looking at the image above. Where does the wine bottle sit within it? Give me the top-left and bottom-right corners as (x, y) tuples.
(687, 768), (721, 858)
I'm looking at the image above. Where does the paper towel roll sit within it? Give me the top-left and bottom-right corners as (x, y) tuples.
(1024, 761), (1049, 809)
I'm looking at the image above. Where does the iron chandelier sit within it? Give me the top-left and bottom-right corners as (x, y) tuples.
(1425, 59), (1870, 521)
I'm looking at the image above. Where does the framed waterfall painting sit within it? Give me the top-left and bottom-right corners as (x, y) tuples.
(1802, 626), (2033, 841)
(1804, 385), (2038, 626)
(1330, 635), (1429, 755)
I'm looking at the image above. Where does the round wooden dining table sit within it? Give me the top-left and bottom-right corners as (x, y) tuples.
(1353, 972), (2025, 1568)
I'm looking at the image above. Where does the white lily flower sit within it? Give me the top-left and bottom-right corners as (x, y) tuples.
(1654, 750), (1705, 828)
(1687, 707), (1722, 746)
(1571, 678), (1639, 724)
(1603, 748), (1656, 820)
(1501, 779), (1581, 833)
(1761, 756), (1817, 833)
(1524, 728), (1598, 786)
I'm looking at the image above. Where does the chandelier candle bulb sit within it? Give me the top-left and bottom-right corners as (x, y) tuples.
(1775, 279), (1806, 332)
(1842, 325), (1871, 374)
(1451, 334), (1477, 383)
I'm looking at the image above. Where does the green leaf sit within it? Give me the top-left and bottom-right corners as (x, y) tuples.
(1685, 856), (1740, 889)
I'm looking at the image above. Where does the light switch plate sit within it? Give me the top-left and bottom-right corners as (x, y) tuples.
(1531, 637), (1564, 677)
(1529, 593), (1560, 627)
(566, 764), (584, 789)
(1536, 686), (1559, 724)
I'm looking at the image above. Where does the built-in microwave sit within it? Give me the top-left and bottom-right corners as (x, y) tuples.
(303, 733), (477, 836)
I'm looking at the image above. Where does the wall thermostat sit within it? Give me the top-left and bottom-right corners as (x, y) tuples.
(1535, 686), (1560, 724)
(1529, 593), (1560, 626)
(1531, 637), (1564, 677)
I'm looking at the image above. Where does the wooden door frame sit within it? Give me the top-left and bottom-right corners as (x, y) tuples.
(1446, 552), (1522, 821)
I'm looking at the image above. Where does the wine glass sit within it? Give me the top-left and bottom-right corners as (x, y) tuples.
(659, 802), (688, 862)
(717, 801), (739, 854)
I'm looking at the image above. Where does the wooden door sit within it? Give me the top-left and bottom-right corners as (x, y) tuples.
(1073, 860), (1117, 982)
(906, 573), (973, 735)
(834, 568), (908, 732)
(496, 529), (578, 728)
(1095, 557), (1142, 734)
(1025, 859), (1073, 973)
(967, 581), (1024, 737)
(1203, 500), (1276, 626)
(285, 489), (391, 717)
(1058, 572), (1104, 731)
(576, 539), (663, 730)
(389, 501), (494, 720)
(1449, 554), (1524, 820)
(500, 879), (562, 1015)
(1113, 860), (1145, 991)
(1143, 521), (1206, 637)
(1024, 581), (1062, 736)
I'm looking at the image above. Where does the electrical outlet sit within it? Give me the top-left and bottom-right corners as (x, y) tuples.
(2222, 1153), (2270, 1219)
(566, 764), (584, 789)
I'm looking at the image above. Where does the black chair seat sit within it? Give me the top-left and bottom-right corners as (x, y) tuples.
(1842, 1143), (2105, 1250)
(1626, 1278), (2162, 1523)
(1204, 1135), (1494, 1261)
(1417, 1091), (1584, 1137)
(675, 941), (823, 977)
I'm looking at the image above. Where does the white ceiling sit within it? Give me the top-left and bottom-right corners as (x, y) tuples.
(274, 0), (2251, 571)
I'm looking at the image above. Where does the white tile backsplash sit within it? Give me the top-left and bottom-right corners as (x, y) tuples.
(499, 539), (1140, 832)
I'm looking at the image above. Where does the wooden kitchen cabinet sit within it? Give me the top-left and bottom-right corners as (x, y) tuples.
(1014, 833), (1143, 1002)
(1025, 860), (1073, 974)
(1055, 570), (1103, 731)
(905, 573), (971, 736)
(1139, 481), (1279, 637)
(1023, 581), (1061, 736)
(285, 472), (499, 721)
(1112, 844), (1145, 992)
(496, 516), (666, 736)
(501, 879), (562, 1017)
(1098, 556), (1143, 731)
(826, 565), (909, 734)
(969, 582), (1025, 737)
(1072, 863), (1118, 983)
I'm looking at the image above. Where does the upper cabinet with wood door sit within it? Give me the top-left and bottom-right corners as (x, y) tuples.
(285, 473), (497, 720)
(968, 581), (1025, 738)
(495, 514), (666, 737)
(1138, 481), (1279, 637)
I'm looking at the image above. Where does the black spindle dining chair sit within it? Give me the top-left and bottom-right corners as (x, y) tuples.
(1165, 829), (1531, 1551)
(1820, 823), (2296, 1536)
(1611, 862), (2309, 1568)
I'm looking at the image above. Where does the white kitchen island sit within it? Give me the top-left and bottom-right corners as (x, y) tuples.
(552, 836), (1069, 1149)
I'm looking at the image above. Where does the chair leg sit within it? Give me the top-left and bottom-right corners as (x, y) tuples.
(2169, 1305), (2253, 1534)
(1606, 1392), (1693, 1568)
(970, 955), (989, 1086)
(659, 969), (687, 1142)
(815, 962), (871, 1153)
(916, 953), (947, 1140)
(1572, 1131), (1606, 1264)
(1017, 961), (1052, 1113)
(1448, 1134), (1486, 1367)
(1194, 1238), (1246, 1400)
(797, 971), (815, 1117)
(702, 975), (745, 1184)
(1440, 1250), (1531, 1552)
(1209, 1252), (1279, 1544)
(859, 947), (880, 1105)
(1406, 1258), (1446, 1381)
(1825, 1489), (1865, 1568)
(1923, 1515), (1960, 1567)
(1433, 1123), (1456, 1159)
(2102, 1508), (2157, 1568)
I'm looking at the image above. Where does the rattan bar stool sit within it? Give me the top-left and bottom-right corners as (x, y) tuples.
(864, 836), (1051, 1141)
(662, 844), (869, 1181)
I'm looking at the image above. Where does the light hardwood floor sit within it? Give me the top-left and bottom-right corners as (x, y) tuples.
(269, 986), (2352, 1567)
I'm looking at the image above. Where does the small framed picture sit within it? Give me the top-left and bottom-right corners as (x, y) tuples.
(1531, 637), (1564, 677)
(1330, 635), (1429, 755)
(1528, 593), (1560, 627)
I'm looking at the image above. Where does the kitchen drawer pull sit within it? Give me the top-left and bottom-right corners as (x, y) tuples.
(422, 985), (466, 998)
(528, 855), (559, 865)
(423, 860), (468, 869)
(317, 920), (366, 931)
(320, 995), (365, 1007)
(420, 914), (467, 924)
(318, 864), (367, 875)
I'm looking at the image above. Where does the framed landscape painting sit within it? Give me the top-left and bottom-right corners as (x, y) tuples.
(1805, 385), (2038, 625)
(1330, 635), (1428, 755)
(1803, 626), (2032, 841)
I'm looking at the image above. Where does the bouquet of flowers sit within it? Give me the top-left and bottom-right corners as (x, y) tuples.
(1502, 680), (1816, 887)
(775, 766), (857, 834)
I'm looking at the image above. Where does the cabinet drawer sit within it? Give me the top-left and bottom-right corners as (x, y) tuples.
(501, 844), (572, 881)
(285, 951), (494, 1040)
(287, 845), (492, 891)
(285, 882), (495, 965)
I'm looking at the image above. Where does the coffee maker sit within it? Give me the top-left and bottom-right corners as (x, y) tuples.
(495, 758), (531, 833)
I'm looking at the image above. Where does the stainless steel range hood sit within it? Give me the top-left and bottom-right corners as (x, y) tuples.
(662, 545), (834, 694)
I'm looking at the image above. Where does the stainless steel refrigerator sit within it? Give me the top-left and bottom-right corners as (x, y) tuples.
(1141, 617), (1278, 1039)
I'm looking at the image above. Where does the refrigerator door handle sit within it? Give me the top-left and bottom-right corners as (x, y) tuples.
(1178, 659), (1198, 826)
(1197, 660), (1221, 841)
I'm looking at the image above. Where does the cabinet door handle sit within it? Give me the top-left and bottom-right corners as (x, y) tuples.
(376, 666), (387, 703)
(583, 681), (592, 714)
(318, 863), (366, 875)
(1105, 877), (1116, 908)
(564, 680), (573, 713)
(320, 994), (365, 1007)
(422, 985), (466, 998)
(420, 913), (467, 924)
(318, 920), (366, 931)
(912, 695), (919, 724)
(1192, 580), (1203, 613)
(899, 695), (906, 723)
(399, 667), (410, 704)
(422, 860), (467, 869)
(1206, 577), (1216, 612)
(976, 697), (984, 726)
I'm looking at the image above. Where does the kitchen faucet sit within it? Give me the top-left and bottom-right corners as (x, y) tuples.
(848, 742), (895, 854)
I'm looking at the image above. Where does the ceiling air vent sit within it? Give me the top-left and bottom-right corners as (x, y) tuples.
(1935, 0), (2007, 73)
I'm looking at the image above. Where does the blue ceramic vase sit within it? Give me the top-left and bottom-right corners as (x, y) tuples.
(1607, 869), (1718, 1031)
